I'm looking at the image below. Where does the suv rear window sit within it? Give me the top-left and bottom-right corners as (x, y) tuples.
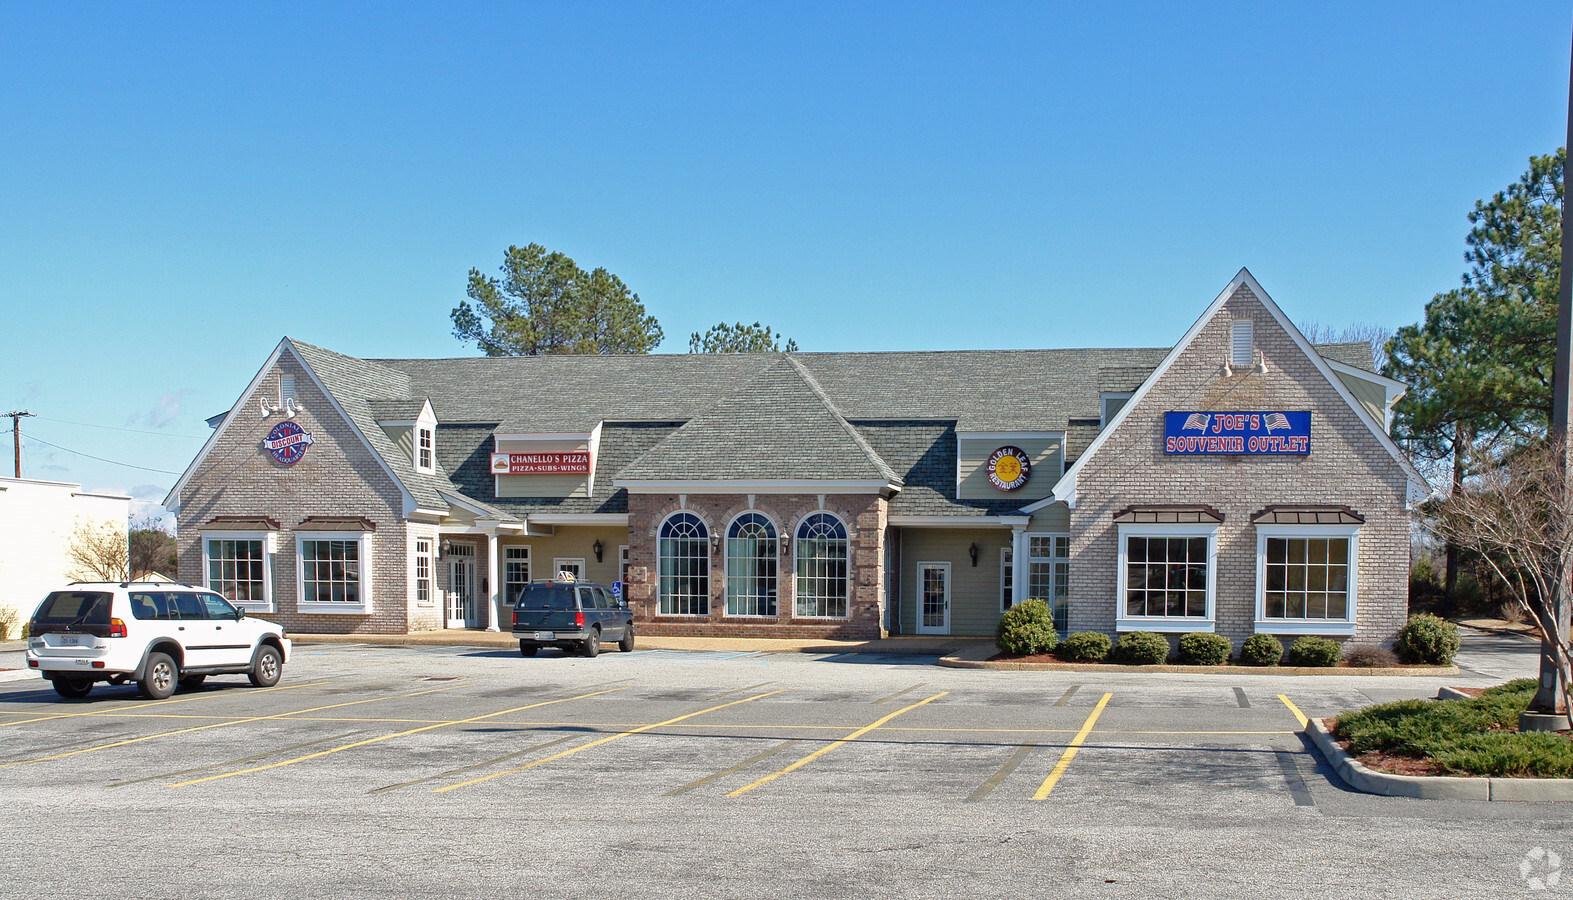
(516, 586), (577, 609)
(34, 591), (113, 625)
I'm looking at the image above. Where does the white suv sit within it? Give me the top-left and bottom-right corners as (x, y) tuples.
(25, 583), (292, 700)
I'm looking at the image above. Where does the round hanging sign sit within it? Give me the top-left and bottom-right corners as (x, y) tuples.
(262, 420), (315, 466)
(986, 446), (1031, 491)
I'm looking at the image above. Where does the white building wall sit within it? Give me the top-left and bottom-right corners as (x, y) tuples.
(0, 477), (131, 626)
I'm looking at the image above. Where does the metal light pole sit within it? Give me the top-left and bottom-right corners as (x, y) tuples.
(1525, 26), (1573, 728)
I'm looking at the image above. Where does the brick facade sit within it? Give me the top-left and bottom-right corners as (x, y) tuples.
(1066, 285), (1411, 649)
(624, 493), (887, 639)
(175, 353), (414, 634)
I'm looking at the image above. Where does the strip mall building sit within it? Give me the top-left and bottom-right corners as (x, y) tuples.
(165, 271), (1427, 648)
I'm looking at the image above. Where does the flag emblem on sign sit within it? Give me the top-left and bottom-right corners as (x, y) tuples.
(1264, 413), (1291, 433)
(1182, 413), (1210, 431)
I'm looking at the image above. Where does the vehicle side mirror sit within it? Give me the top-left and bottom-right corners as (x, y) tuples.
(236, 608), (246, 620)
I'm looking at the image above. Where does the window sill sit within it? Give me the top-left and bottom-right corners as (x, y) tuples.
(1116, 617), (1214, 633)
(1255, 620), (1357, 636)
(298, 602), (372, 615)
(236, 602), (276, 614)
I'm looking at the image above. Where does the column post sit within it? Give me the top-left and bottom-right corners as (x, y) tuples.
(485, 529), (501, 632)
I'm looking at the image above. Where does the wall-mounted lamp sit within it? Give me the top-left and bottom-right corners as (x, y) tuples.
(439, 538), (452, 559)
(710, 533), (722, 554)
(968, 543), (979, 567)
(592, 539), (604, 563)
(259, 398), (304, 419)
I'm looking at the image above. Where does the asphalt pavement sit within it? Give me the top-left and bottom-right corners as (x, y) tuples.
(0, 631), (1566, 899)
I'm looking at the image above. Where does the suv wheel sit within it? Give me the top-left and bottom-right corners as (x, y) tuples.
(139, 652), (177, 700)
(249, 645), (282, 687)
(52, 676), (93, 699)
(583, 628), (601, 658)
(619, 624), (635, 653)
(519, 641), (538, 657)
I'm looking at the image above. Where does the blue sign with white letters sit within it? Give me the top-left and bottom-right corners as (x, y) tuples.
(1163, 411), (1311, 455)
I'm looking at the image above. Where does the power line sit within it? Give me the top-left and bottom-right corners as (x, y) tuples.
(33, 414), (208, 440)
(11, 430), (183, 475)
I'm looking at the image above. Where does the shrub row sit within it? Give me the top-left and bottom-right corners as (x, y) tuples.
(994, 614), (1462, 667)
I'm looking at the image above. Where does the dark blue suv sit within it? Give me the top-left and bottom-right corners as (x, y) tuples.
(511, 580), (635, 658)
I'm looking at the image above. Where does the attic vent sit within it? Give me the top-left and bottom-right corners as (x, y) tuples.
(280, 374), (297, 402)
(1230, 320), (1253, 368)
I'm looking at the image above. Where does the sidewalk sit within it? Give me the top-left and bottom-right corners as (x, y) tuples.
(291, 630), (992, 656)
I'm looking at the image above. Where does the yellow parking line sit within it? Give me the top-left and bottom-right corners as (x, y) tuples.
(1278, 695), (1309, 728)
(432, 689), (785, 793)
(170, 686), (630, 788)
(0, 680), (329, 728)
(1033, 692), (1112, 800)
(0, 685), (464, 770)
(727, 691), (948, 797)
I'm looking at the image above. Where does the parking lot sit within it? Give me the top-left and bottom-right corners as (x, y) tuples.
(0, 632), (1569, 898)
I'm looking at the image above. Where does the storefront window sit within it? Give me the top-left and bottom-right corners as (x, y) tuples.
(205, 536), (269, 611)
(726, 513), (777, 617)
(504, 547), (530, 605)
(296, 532), (372, 613)
(414, 538), (433, 605)
(1255, 526), (1359, 635)
(1116, 525), (1215, 632)
(1025, 534), (1069, 631)
(659, 512), (710, 615)
(795, 513), (848, 618)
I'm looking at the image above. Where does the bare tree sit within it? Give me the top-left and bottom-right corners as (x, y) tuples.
(1434, 439), (1573, 727)
(66, 518), (128, 582)
(1297, 320), (1394, 371)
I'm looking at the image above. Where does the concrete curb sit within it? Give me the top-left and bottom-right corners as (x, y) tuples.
(0, 669), (40, 684)
(1305, 718), (1573, 801)
(937, 655), (1459, 676)
(291, 632), (986, 656)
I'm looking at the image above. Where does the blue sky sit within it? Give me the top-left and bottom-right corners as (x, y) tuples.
(1, 2), (1568, 519)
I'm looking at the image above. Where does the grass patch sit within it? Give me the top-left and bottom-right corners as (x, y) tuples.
(1332, 679), (1573, 777)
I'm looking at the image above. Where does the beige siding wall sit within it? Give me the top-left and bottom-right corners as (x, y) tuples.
(897, 528), (1011, 635)
(957, 435), (1062, 501)
(381, 424), (414, 466)
(499, 526), (631, 595)
(1334, 370), (1387, 427)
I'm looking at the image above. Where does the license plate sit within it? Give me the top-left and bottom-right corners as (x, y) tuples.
(534, 631), (555, 641)
(60, 635), (80, 646)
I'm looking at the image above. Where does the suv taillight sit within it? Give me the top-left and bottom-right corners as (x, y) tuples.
(108, 618), (127, 638)
(575, 611), (585, 627)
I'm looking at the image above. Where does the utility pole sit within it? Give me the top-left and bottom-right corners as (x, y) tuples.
(1527, 25), (1573, 729)
(4, 410), (34, 479)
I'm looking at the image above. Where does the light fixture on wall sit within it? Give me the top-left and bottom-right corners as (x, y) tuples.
(259, 397), (304, 418)
(968, 543), (979, 567)
(439, 538), (452, 559)
(593, 539), (604, 563)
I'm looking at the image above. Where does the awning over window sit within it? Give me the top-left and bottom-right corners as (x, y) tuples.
(1249, 505), (1364, 525)
(1111, 504), (1224, 524)
(297, 515), (378, 531)
(204, 515), (281, 530)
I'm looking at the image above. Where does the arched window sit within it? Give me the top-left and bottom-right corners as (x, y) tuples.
(795, 513), (848, 618)
(726, 513), (777, 617)
(659, 512), (710, 615)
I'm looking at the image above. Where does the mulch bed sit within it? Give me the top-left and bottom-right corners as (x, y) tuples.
(988, 652), (1437, 669)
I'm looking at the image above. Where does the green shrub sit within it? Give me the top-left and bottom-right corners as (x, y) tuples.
(1177, 632), (1231, 666)
(1112, 631), (1170, 665)
(1057, 631), (1112, 662)
(1342, 644), (1398, 668)
(1333, 679), (1573, 777)
(0, 607), (18, 642)
(996, 599), (1059, 656)
(1285, 635), (1342, 667)
(1239, 633), (1283, 667)
(1393, 613), (1461, 665)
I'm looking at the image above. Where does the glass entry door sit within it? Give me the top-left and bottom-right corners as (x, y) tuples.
(446, 543), (478, 628)
(916, 562), (950, 634)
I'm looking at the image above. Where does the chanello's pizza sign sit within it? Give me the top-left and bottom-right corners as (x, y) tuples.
(491, 451), (591, 475)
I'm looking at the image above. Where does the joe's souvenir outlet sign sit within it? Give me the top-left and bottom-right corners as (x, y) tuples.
(1163, 411), (1311, 455)
(491, 451), (592, 475)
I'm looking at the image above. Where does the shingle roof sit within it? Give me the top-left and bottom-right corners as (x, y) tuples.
(617, 355), (899, 483)
(275, 337), (1389, 521)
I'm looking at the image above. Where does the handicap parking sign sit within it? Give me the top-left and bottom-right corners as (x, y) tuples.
(611, 581), (622, 600)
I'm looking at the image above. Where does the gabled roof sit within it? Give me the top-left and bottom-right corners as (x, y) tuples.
(616, 355), (900, 484)
(1036, 268), (1429, 511)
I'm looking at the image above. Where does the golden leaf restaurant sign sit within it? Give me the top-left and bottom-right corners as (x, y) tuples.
(986, 446), (1031, 491)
